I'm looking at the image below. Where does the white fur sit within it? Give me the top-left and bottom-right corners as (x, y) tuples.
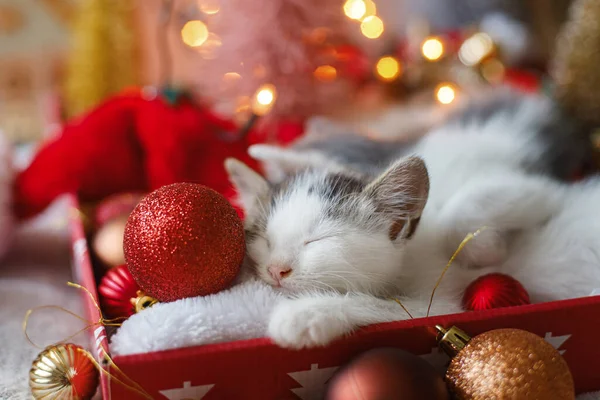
(228, 93), (600, 349)
(268, 292), (463, 349)
(110, 279), (282, 356)
(249, 144), (348, 184)
(248, 171), (406, 294)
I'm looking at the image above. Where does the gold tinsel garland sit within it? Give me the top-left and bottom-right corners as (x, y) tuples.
(552, 0), (600, 126)
(63, 0), (138, 119)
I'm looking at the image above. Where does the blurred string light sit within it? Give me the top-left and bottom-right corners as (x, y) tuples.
(435, 83), (457, 105)
(421, 37), (444, 61)
(343, 0), (366, 20)
(375, 56), (401, 81)
(181, 20), (208, 47)
(238, 84), (277, 136)
(197, 0), (220, 15)
(362, 0), (377, 19)
(361, 15), (384, 39)
(458, 32), (494, 66)
(223, 72), (241, 84)
(314, 65), (337, 82)
(252, 84), (277, 116)
(344, 0), (384, 39)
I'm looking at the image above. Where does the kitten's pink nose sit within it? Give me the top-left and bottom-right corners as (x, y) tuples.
(268, 265), (292, 283)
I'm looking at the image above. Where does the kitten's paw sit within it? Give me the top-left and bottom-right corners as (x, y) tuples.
(450, 228), (508, 268)
(268, 300), (351, 349)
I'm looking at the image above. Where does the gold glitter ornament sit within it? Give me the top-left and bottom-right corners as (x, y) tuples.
(437, 326), (575, 400)
(552, 0), (600, 126)
(30, 343), (99, 400)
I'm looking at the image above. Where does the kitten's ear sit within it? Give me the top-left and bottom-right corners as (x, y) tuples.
(248, 144), (334, 183)
(225, 158), (269, 213)
(364, 156), (430, 241)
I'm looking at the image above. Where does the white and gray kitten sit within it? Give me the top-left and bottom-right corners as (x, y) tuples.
(225, 91), (599, 349)
(253, 89), (592, 182)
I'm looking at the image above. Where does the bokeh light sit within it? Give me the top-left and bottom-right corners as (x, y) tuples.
(435, 83), (456, 105)
(314, 65), (337, 82)
(459, 32), (494, 66)
(362, 0), (377, 20)
(343, 0), (366, 20)
(360, 15), (384, 39)
(181, 20), (209, 47)
(197, 0), (220, 15)
(375, 56), (401, 81)
(480, 58), (505, 84)
(421, 37), (444, 61)
(223, 72), (241, 83)
(252, 84), (277, 116)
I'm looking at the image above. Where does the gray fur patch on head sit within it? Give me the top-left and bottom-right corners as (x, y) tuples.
(270, 169), (370, 223)
(243, 169), (374, 246)
(245, 155), (430, 249)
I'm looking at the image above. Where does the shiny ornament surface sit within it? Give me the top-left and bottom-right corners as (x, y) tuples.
(445, 328), (575, 400)
(130, 290), (159, 313)
(92, 216), (127, 268)
(326, 348), (449, 400)
(124, 183), (245, 302)
(462, 273), (530, 311)
(98, 264), (141, 319)
(30, 343), (99, 400)
(94, 192), (144, 226)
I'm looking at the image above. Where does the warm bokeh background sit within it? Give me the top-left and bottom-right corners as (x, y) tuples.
(0, 0), (575, 145)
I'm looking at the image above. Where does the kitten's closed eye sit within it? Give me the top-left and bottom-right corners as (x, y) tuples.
(256, 234), (271, 249)
(304, 235), (336, 246)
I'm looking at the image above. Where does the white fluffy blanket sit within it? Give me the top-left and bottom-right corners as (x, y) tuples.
(110, 279), (282, 356)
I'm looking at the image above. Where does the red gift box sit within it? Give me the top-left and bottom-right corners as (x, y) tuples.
(67, 194), (600, 400)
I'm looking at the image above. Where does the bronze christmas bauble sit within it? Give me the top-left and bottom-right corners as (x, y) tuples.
(326, 348), (450, 400)
(440, 327), (575, 400)
(30, 343), (99, 400)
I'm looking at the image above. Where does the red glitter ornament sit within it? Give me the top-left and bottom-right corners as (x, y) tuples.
(462, 273), (530, 311)
(98, 264), (141, 319)
(123, 183), (245, 302)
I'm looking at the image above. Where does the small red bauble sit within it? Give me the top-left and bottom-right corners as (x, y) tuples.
(326, 348), (449, 400)
(462, 273), (530, 311)
(123, 183), (245, 302)
(98, 264), (140, 319)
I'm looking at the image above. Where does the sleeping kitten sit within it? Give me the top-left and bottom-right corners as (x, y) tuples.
(249, 90), (593, 269)
(226, 156), (465, 349)
(225, 90), (598, 349)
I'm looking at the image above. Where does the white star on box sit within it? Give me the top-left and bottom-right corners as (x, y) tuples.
(544, 332), (571, 355)
(159, 381), (215, 400)
(288, 363), (338, 400)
